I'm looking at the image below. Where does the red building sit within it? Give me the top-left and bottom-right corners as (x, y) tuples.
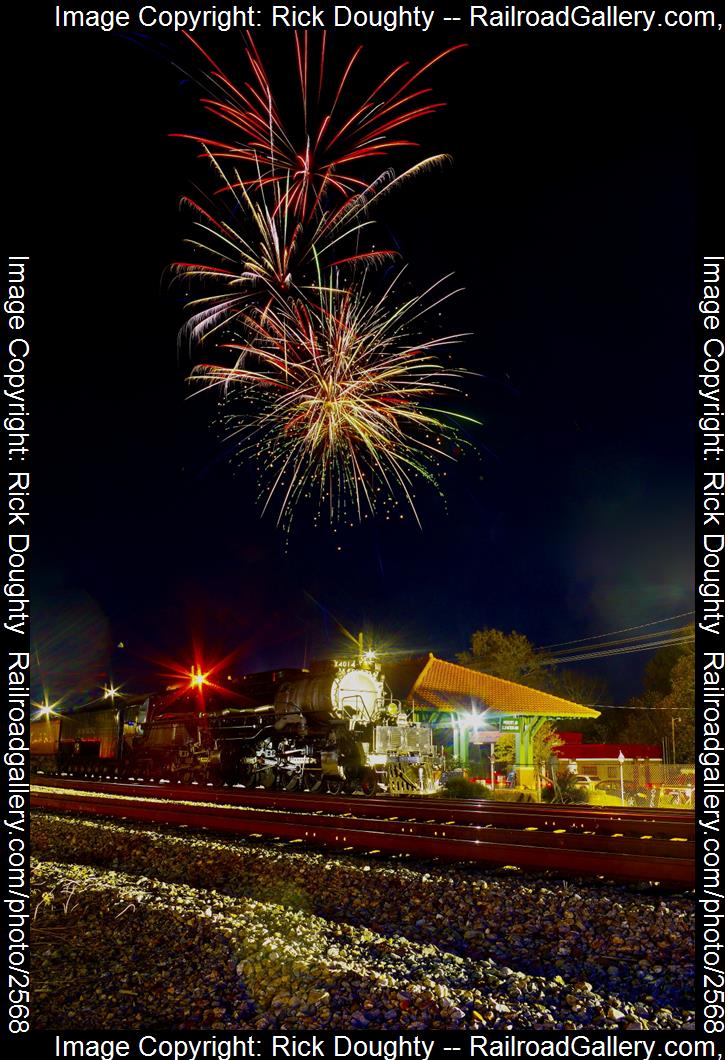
(553, 732), (662, 784)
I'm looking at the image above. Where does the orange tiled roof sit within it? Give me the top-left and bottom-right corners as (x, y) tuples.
(407, 654), (600, 718)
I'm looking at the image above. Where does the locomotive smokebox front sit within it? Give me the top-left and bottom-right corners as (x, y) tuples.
(274, 666), (384, 729)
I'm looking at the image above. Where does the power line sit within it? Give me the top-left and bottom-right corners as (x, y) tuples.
(541, 634), (694, 666)
(544, 625), (693, 660)
(540, 611), (695, 651)
(593, 703), (695, 710)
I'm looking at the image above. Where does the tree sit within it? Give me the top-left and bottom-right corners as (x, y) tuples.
(534, 721), (563, 779)
(643, 642), (692, 697)
(655, 649), (695, 763)
(621, 635), (695, 763)
(549, 668), (607, 708)
(549, 669), (616, 741)
(457, 629), (554, 689)
(492, 733), (515, 772)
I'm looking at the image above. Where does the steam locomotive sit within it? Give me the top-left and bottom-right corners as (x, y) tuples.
(30, 657), (440, 796)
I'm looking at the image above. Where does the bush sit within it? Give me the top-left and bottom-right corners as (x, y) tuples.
(541, 772), (588, 804)
(441, 775), (492, 799)
(491, 789), (536, 802)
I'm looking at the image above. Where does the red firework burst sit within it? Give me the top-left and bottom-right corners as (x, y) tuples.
(174, 31), (465, 221)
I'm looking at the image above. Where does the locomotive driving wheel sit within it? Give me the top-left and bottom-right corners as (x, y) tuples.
(358, 768), (380, 797)
(324, 776), (344, 795)
(237, 762), (255, 788)
(218, 747), (239, 786)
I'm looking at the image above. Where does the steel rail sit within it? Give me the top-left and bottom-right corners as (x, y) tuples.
(31, 788), (695, 885)
(33, 775), (695, 840)
(30, 788), (685, 858)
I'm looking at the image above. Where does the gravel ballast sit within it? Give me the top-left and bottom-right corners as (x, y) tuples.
(30, 812), (694, 1031)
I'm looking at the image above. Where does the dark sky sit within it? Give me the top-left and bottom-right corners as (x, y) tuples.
(17, 14), (710, 702)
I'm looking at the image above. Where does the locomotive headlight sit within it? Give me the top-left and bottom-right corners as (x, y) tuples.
(331, 667), (384, 724)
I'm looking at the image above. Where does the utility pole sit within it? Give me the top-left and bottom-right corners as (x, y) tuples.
(671, 715), (681, 767)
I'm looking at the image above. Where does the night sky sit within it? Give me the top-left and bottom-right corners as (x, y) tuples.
(17, 12), (711, 703)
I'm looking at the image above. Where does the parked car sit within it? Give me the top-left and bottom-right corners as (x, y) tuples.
(594, 780), (649, 806)
(572, 774), (595, 789)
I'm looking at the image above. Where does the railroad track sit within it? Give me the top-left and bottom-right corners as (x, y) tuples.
(34, 775), (694, 835)
(32, 777), (695, 886)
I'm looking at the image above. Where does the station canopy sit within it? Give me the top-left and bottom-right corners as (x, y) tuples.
(384, 653), (600, 721)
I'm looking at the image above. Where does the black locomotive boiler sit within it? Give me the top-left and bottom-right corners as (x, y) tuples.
(30, 657), (440, 796)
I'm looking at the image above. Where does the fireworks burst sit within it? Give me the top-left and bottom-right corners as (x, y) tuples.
(192, 273), (475, 528)
(174, 33), (475, 529)
(173, 156), (409, 347)
(175, 31), (464, 220)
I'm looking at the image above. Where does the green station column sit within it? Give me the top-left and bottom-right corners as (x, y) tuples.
(453, 720), (471, 767)
(514, 716), (548, 790)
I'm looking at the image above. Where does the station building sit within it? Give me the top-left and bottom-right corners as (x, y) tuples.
(386, 653), (600, 789)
